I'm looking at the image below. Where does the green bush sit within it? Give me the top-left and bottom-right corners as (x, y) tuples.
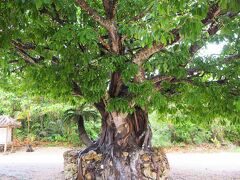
(149, 111), (239, 146)
(1, 89), (239, 147)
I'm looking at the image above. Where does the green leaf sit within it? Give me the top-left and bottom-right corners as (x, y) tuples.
(35, 0), (43, 9)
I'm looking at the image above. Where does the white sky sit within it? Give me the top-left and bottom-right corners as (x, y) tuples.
(198, 42), (226, 57)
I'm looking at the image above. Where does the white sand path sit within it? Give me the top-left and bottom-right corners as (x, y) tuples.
(0, 147), (240, 180)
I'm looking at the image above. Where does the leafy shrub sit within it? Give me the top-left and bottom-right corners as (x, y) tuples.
(150, 121), (172, 147)
(149, 111), (239, 146)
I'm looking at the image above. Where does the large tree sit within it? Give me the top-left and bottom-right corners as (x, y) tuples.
(0, 0), (239, 179)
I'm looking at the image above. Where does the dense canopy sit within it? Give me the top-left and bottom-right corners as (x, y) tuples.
(0, 1), (239, 119)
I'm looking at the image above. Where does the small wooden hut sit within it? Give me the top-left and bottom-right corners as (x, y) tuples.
(0, 115), (21, 153)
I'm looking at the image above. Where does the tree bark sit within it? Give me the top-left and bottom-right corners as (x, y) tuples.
(77, 107), (169, 179)
(75, 1), (169, 178)
(77, 116), (93, 147)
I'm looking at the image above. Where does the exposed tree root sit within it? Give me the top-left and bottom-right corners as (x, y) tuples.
(77, 145), (169, 180)
(76, 107), (169, 180)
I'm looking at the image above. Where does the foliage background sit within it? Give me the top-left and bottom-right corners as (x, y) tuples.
(0, 89), (239, 147)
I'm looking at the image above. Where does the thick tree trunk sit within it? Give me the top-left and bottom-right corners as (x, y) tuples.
(77, 107), (169, 180)
(77, 116), (93, 147)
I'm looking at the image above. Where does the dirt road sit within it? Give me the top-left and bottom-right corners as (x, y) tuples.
(0, 147), (240, 180)
(168, 152), (240, 180)
(0, 147), (66, 180)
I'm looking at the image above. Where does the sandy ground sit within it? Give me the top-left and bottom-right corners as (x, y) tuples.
(0, 147), (240, 180)
(168, 152), (240, 180)
(0, 147), (67, 180)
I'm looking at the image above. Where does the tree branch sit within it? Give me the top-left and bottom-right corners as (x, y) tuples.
(13, 48), (37, 65)
(133, 29), (180, 82)
(98, 1), (123, 96)
(129, 4), (153, 22)
(39, 4), (67, 25)
(150, 52), (239, 88)
(76, 0), (122, 54)
(133, 44), (164, 66)
(98, 36), (111, 51)
(224, 54), (240, 62)
(72, 80), (83, 97)
(102, 0), (118, 19)
(189, 22), (220, 56)
(189, 10), (237, 56)
(12, 40), (43, 65)
(133, 4), (221, 66)
(8, 60), (19, 64)
(75, 0), (110, 28)
(12, 40), (83, 98)
(151, 68), (205, 90)
(11, 40), (36, 50)
(154, 76), (229, 94)
(109, 72), (123, 97)
(201, 4), (221, 25)
(133, 4), (222, 83)
(150, 75), (173, 83)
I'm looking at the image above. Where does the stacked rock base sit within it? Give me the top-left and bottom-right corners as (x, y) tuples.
(63, 149), (79, 180)
(63, 148), (169, 180)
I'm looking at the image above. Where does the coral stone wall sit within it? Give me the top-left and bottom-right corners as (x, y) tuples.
(63, 150), (79, 180)
(63, 148), (169, 180)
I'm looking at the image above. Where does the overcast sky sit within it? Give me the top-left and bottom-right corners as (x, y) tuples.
(199, 42), (226, 57)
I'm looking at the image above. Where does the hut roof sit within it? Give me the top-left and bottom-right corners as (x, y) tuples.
(0, 116), (21, 128)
